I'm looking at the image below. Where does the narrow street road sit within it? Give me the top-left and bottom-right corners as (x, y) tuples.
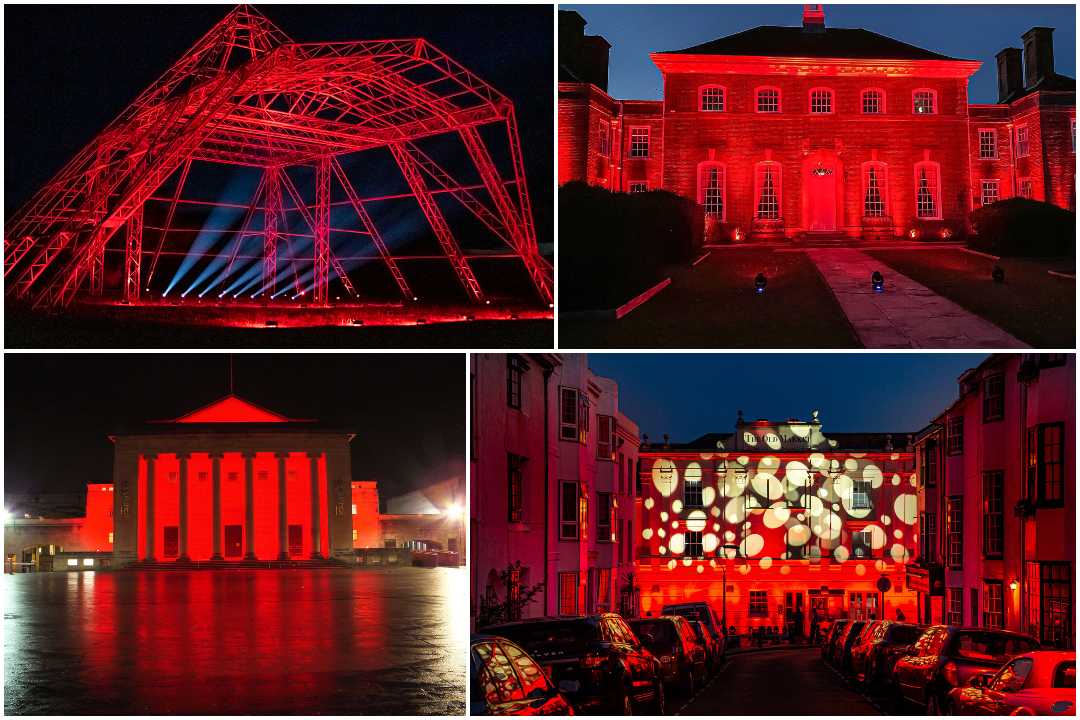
(676, 647), (882, 715)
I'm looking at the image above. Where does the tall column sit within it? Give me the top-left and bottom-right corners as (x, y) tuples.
(309, 452), (323, 559)
(243, 451), (256, 560)
(145, 454), (157, 561)
(277, 452), (289, 560)
(210, 452), (223, 560)
(178, 453), (190, 561)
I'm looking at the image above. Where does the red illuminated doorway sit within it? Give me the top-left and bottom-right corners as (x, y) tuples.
(163, 527), (179, 558)
(224, 525), (243, 558)
(288, 525), (303, 557)
(807, 163), (837, 231)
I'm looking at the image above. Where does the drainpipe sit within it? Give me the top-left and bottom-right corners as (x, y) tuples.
(543, 365), (553, 616)
(616, 100), (626, 191)
(1017, 357), (1029, 632)
(1007, 122), (1018, 197)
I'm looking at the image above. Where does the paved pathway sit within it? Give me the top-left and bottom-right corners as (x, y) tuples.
(806, 248), (1028, 348)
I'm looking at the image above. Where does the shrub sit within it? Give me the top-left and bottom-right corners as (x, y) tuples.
(969, 198), (1075, 257)
(559, 182), (703, 310)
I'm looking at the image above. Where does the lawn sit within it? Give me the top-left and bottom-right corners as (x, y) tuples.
(558, 248), (859, 348)
(864, 248), (1075, 348)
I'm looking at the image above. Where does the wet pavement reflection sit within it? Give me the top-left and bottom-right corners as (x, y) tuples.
(4, 567), (466, 715)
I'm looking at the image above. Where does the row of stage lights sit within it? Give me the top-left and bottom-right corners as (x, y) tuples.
(753, 266), (1006, 295)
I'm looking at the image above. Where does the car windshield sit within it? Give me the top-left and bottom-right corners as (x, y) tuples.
(666, 607), (709, 626)
(1053, 662), (1076, 689)
(494, 620), (600, 655)
(953, 632), (1039, 663)
(886, 624), (923, 645)
(631, 620), (677, 649)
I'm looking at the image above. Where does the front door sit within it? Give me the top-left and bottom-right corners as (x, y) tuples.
(807, 165), (837, 231)
(784, 591), (805, 638)
(288, 524), (303, 557)
(224, 525), (243, 558)
(163, 526), (179, 558)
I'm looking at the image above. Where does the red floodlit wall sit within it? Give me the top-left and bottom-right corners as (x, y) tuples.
(636, 448), (919, 632)
(83, 483), (115, 551)
(351, 481), (382, 548)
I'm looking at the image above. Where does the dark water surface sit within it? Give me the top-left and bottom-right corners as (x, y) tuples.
(4, 567), (466, 715)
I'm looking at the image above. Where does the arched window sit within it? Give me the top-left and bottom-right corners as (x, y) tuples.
(862, 162), (888, 217)
(697, 163), (726, 220)
(756, 87), (781, 113)
(861, 88), (885, 115)
(809, 88), (834, 114)
(754, 162), (781, 220)
(914, 161), (942, 219)
(913, 88), (937, 115)
(699, 85), (726, 112)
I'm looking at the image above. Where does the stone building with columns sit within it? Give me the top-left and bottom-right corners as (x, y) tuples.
(111, 394), (356, 565)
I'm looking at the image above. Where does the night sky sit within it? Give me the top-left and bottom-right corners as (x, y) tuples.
(587, 353), (987, 442)
(564, 4), (1076, 104)
(4, 354), (464, 504)
(3, 3), (553, 237)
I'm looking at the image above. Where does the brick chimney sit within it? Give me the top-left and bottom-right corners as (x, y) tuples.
(557, 10), (611, 92)
(1021, 27), (1055, 88)
(995, 47), (1023, 102)
(803, 4), (825, 33)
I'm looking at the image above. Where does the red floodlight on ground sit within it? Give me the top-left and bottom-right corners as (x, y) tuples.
(5, 5), (551, 313)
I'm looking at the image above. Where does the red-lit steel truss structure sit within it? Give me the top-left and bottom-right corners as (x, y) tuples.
(5, 5), (551, 311)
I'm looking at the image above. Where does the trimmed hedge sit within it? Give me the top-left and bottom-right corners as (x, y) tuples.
(560, 182), (704, 311)
(969, 198), (1075, 257)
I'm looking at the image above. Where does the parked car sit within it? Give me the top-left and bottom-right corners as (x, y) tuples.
(687, 619), (723, 675)
(946, 650), (1075, 715)
(629, 616), (707, 695)
(891, 625), (1041, 714)
(848, 621), (926, 692)
(483, 614), (665, 715)
(471, 635), (574, 715)
(843, 621), (881, 679)
(662, 602), (726, 660)
(822, 619), (849, 662)
(831, 619), (867, 670)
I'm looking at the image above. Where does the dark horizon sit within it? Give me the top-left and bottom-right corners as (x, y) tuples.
(563, 4), (1076, 105)
(587, 353), (988, 443)
(4, 354), (464, 503)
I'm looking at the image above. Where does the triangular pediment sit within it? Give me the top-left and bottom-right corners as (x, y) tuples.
(174, 394), (291, 423)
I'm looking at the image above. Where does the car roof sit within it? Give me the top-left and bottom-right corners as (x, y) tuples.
(1009, 651), (1076, 686)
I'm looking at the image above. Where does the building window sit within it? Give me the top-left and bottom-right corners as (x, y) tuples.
(597, 492), (612, 542)
(508, 454), (525, 523)
(852, 529), (873, 558)
(1016, 125), (1030, 157)
(352, 528), (358, 541)
(700, 85), (725, 112)
(629, 128), (649, 158)
(749, 590), (769, 616)
(67, 558), (78, 567)
(108, 531), (114, 544)
(861, 89), (883, 114)
(756, 87), (780, 113)
(1026, 562), (1072, 648)
(947, 416), (963, 454)
(755, 162), (781, 220)
(684, 471), (703, 508)
(685, 531), (703, 558)
(983, 471), (1004, 558)
(920, 510), (936, 563)
(946, 496), (963, 569)
(559, 387), (579, 442)
(981, 180), (1000, 206)
(1018, 178), (1033, 198)
(915, 162), (941, 219)
(559, 481), (579, 540)
(983, 580), (1004, 630)
(852, 479), (871, 509)
(913, 89), (937, 114)
(351, 503), (357, 515)
(628, 182), (648, 193)
(863, 163), (887, 217)
(978, 129), (998, 159)
(982, 373), (1004, 421)
(597, 415), (614, 460)
(925, 439), (939, 487)
(506, 355), (526, 409)
(947, 588), (964, 626)
(809, 88), (833, 114)
(83, 558), (94, 567)
(1027, 423), (1064, 506)
(597, 119), (611, 157)
(970, 588), (980, 626)
(558, 572), (578, 616)
(699, 163), (726, 220)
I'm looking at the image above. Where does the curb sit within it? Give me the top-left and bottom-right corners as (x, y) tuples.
(615, 277), (672, 319)
(960, 247), (1001, 260)
(1048, 269), (1075, 280)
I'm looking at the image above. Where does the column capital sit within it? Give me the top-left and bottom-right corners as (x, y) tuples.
(240, 450), (257, 460)
(144, 452), (159, 461)
(274, 451), (291, 460)
(209, 451), (225, 460)
(306, 451), (323, 460)
(177, 451), (192, 461)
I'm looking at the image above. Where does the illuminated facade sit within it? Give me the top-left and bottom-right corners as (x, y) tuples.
(911, 354), (1075, 648)
(637, 414), (919, 635)
(470, 354), (640, 627)
(559, 6), (1075, 241)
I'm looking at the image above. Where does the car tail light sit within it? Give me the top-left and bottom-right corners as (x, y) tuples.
(942, 661), (958, 687)
(660, 655), (673, 664)
(1009, 707), (1036, 716)
(581, 654), (605, 669)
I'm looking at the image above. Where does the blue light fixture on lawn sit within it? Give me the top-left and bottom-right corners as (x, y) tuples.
(871, 270), (884, 293)
(754, 273), (767, 294)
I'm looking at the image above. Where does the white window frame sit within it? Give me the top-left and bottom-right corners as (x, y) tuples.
(559, 386), (579, 442)
(754, 161), (782, 220)
(914, 161), (942, 220)
(629, 127), (650, 158)
(809, 87), (834, 114)
(1016, 125), (1030, 157)
(912, 89), (937, 115)
(981, 179), (1000, 206)
(559, 481), (579, 540)
(597, 118), (611, 158)
(628, 181), (648, 193)
(861, 88), (884, 115)
(755, 86), (781, 114)
(862, 161), (888, 218)
(1018, 177), (1033, 199)
(699, 85), (726, 112)
(978, 128), (998, 160)
(697, 162), (727, 221)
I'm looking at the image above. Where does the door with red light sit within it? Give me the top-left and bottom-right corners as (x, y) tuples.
(807, 165), (837, 231)
(288, 524), (303, 557)
(224, 525), (243, 558)
(163, 526), (179, 558)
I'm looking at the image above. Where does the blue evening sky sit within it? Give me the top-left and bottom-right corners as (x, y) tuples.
(587, 353), (987, 442)
(563, 4), (1076, 104)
